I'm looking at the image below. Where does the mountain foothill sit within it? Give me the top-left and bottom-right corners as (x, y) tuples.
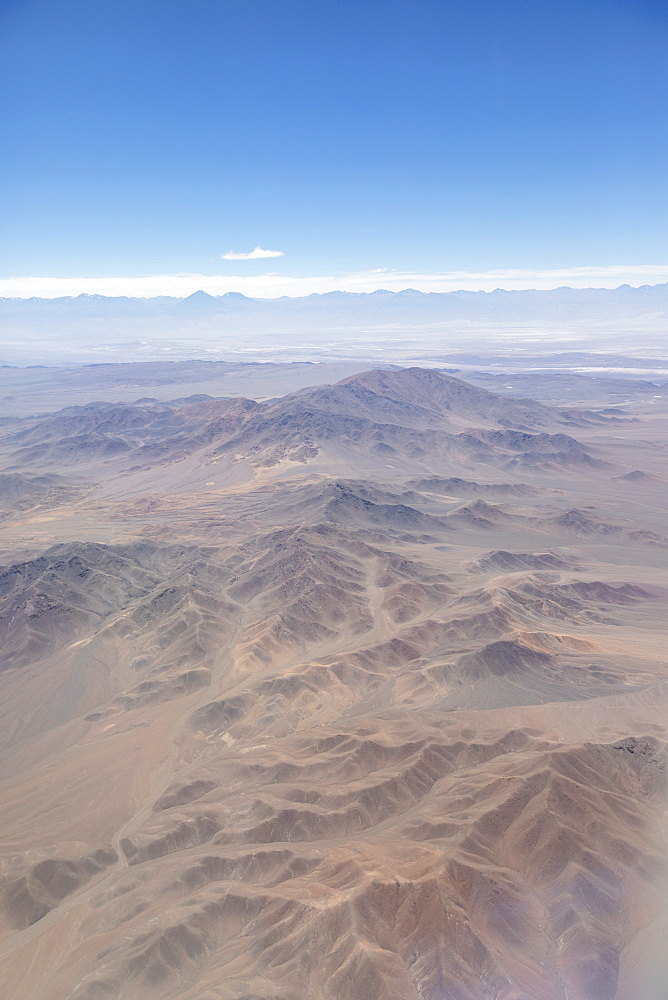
(0, 365), (665, 1000)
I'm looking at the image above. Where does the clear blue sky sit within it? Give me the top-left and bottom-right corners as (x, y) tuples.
(1, 0), (666, 285)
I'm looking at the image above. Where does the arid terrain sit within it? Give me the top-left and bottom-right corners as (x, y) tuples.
(2, 285), (667, 364)
(0, 364), (665, 1000)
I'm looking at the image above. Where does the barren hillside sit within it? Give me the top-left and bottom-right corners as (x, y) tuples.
(0, 366), (665, 1000)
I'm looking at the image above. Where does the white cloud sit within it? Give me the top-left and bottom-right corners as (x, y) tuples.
(1, 264), (667, 299)
(221, 246), (284, 260)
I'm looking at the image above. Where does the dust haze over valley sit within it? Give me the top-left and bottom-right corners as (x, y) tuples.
(0, 351), (666, 1000)
(2, 284), (668, 366)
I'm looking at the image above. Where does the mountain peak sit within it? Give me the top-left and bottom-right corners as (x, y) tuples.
(335, 366), (556, 427)
(182, 290), (216, 302)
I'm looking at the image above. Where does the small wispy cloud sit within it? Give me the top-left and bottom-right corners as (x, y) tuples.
(221, 246), (284, 260)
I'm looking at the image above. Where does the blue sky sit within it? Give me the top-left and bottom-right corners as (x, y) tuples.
(1, 0), (666, 295)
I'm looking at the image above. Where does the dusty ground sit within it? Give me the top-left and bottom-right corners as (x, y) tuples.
(0, 365), (665, 1000)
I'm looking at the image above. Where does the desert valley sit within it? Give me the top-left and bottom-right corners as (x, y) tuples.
(0, 360), (665, 1000)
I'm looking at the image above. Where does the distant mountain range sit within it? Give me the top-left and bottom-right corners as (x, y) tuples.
(2, 283), (667, 364)
(3, 282), (668, 322)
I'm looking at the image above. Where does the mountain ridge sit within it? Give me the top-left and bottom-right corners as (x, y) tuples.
(3, 280), (667, 305)
(0, 363), (665, 1000)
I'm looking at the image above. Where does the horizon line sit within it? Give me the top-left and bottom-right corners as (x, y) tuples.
(1, 281), (668, 302)
(1, 264), (667, 299)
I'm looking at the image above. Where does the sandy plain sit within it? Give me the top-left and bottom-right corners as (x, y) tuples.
(0, 364), (665, 1000)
